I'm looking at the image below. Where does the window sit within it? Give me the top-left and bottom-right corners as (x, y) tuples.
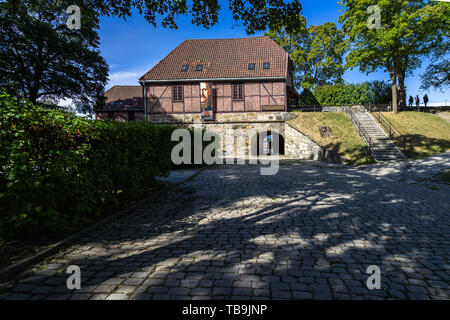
(108, 112), (114, 120)
(196, 64), (203, 71)
(172, 86), (183, 102)
(232, 83), (244, 100)
(248, 63), (255, 70)
(128, 111), (135, 121)
(263, 62), (270, 69)
(181, 65), (188, 71)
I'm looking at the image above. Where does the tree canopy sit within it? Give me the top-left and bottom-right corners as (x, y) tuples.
(88, 0), (305, 35)
(0, 0), (108, 113)
(267, 22), (346, 89)
(0, 0), (305, 113)
(421, 41), (450, 91)
(339, 0), (449, 113)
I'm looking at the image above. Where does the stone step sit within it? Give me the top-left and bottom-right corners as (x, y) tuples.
(347, 111), (405, 162)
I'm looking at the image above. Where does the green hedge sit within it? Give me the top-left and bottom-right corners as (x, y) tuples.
(0, 93), (175, 240)
(299, 81), (392, 106)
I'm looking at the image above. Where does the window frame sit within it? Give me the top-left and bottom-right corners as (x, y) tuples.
(181, 65), (189, 72)
(195, 64), (203, 71)
(248, 63), (255, 70)
(232, 83), (244, 101)
(263, 62), (270, 70)
(172, 85), (184, 102)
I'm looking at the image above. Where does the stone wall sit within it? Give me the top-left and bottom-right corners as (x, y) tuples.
(150, 112), (323, 160)
(147, 111), (290, 124)
(284, 123), (323, 160)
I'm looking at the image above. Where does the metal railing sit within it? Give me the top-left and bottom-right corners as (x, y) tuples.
(371, 111), (407, 151)
(344, 106), (373, 158)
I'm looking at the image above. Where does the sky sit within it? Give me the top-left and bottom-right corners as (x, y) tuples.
(98, 0), (449, 105)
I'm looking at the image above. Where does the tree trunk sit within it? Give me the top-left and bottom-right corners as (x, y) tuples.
(397, 69), (406, 110)
(390, 73), (398, 114)
(29, 86), (39, 104)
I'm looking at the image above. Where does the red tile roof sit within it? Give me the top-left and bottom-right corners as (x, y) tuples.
(103, 85), (143, 109)
(140, 36), (289, 81)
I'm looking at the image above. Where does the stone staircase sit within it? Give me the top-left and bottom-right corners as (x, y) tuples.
(353, 111), (405, 162)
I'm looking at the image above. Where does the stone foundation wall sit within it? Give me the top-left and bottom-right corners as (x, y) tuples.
(147, 111), (291, 124)
(150, 112), (323, 160)
(284, 123), (323, 160)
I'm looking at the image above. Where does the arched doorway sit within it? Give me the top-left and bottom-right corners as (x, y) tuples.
(251, 130), (285, 156)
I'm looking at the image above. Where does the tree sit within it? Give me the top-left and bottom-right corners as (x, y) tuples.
(339, 0), (449, 113)
(0, 0), (304, 113)
(0, 0), (108, 113)
(267, 22), (346, 89)
(421, 42), (450, 91)
(88, 0), (304, 35)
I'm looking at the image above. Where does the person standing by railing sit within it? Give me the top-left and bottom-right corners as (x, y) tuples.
(423, 94), (429, 107)
(415, 95), (420, 110)
(409, 96), (414, 108)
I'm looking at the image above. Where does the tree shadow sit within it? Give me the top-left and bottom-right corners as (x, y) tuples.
(395, 134), (450, 160)
(322, 142), (374, 166)
(13, 155), (449, 300)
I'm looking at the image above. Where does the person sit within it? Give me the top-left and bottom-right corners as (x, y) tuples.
(409, 96), (414, 108)
(415, 95), (420, 109)
(423, 94), (429, 107)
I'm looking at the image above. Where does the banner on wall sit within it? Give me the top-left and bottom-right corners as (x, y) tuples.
(200, 82), (214, 121)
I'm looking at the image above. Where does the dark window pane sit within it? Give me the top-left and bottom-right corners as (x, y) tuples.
(173, 86), (183, 102)
(196, 64), (203, 71)
(263, 62), (270, 69)
(181, 65), (188, 71)
(248, 63), (255, 70)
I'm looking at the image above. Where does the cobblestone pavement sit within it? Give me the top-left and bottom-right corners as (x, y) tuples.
(1, 153), (449, 300)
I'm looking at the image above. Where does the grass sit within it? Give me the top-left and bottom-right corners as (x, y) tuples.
(288, 112), (374, 166)
(373, 112), (450, 159)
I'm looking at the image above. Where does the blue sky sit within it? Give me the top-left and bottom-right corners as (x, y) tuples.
(98, 0), (449, 105)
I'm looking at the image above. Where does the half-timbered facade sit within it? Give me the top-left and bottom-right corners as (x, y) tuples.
(138, 36), (297, 116)
(96, 37), (325, 160)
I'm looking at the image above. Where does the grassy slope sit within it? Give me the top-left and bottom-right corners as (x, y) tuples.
(288, 112), (373, 165)
(374, 112), (450, 159)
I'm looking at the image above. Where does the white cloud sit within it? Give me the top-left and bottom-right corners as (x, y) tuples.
(109, 71), (140, 80)
(106, 66), (151, 89)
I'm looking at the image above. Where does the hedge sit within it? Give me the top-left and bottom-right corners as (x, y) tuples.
(299, 81), (392, 106)
(0, 93), (176, 240)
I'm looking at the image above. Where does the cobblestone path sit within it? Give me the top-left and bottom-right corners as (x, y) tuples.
(1, 153), (449, 300)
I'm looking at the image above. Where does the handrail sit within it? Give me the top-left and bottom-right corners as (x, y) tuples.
(371, 111), (407, 151)
(344, 106), (374, 158)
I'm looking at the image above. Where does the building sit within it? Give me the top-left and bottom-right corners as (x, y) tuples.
(139, 36), (298, 115)
(95, 85), (144, 121)
(96, 36), (324, 160)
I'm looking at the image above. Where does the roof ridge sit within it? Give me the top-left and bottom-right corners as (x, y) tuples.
(183, 36), (268, 41)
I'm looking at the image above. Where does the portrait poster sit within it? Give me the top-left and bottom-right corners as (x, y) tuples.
(200, 82), (214, 121)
